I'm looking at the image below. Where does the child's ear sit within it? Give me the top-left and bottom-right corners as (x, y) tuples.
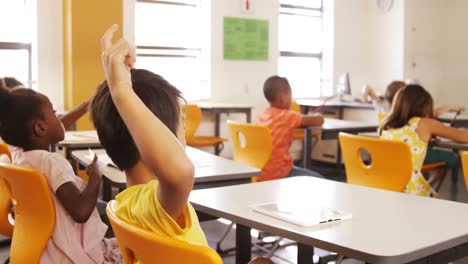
(33, 120), (48, 137)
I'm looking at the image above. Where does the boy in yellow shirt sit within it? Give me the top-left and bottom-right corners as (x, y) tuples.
(91, 24), (206, 247)
(91, 25), (272, 263)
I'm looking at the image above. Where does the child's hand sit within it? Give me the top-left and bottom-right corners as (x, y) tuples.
(449, 105), (465, 113)
(101, 24), (135, 95)
(86, 154), (102, 184)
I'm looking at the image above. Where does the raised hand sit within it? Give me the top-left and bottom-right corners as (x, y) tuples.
(100, 24), (135, 95)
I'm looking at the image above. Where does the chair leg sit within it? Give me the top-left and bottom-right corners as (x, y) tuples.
(435, 167), (448, 192)
(216, 222), (235, 254)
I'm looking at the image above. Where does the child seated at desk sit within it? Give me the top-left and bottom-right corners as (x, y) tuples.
(0, 86), (121, 263)
(379, 84), (468, 197)
(91, 24), (271, 264)
(257, 75), (324, 181)
(371, 80), (464, 187)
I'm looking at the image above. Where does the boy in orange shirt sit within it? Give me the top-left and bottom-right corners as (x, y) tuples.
(257, 75), (324, 181)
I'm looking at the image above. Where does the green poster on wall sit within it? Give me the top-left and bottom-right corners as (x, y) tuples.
(223, 17), (269, 61)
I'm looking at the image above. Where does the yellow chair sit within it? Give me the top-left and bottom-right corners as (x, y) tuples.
(291, 101), (320, 140)
(106, 200), (222, 264)
(227, 121), (272, 175)
(184, 104), (227, 155)
(0, 162), (56, 263)
(461, 152), (468, 191)
(0, 143), (13, 237)
(339, 132), (412, 192)
(377, 112), (447, 179)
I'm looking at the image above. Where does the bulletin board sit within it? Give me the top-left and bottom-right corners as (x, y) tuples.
(223, 17), (269, 61)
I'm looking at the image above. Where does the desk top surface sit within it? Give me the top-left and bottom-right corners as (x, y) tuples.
(320, 118), (378, 131)
(190, 176), (468, 263)
(189, 101), (253, 110)
(71, 147), (260, 184)
(57, 131), (100, 148)
(296, 99), (374, 109)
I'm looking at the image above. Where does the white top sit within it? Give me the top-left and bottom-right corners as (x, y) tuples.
(71, 147), (260, 185)
(189, 176), (468, 263)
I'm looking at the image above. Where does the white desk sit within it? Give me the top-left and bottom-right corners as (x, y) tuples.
(296, 99), (374, 119)
(71, 147), (260, 201)
(190, 176), (468, 264)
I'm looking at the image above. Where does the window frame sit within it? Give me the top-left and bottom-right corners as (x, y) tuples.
(278, 0), (324, 98)
(134, 0), (209, 100)
(0, 42), (32, 84)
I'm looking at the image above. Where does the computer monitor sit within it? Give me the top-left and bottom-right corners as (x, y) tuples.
(338, 72), (351, 97)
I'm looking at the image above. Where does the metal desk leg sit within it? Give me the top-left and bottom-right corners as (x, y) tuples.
(102, 178), (112, 202)
(245, 110), (251, 123)
(303, 129), (312, 169)
(215, 112), (221, 155)
(236, 224), (251, 264)
(297, 243), (314, 264)
(451, 156), (460, 201)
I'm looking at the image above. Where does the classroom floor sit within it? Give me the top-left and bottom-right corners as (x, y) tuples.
(1, 165), (468, 263)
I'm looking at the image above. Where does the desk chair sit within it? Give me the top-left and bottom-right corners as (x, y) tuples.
(0, 143), (13, 238)
(339, 132), (413, 192)
(377, 112), (447, 190)
(219, 121), (285, 258)
(461, 152), (468, 191)
(184, 104), (227, 155)
(291, 101), (320, 140)
(106, 200), (222, 264)
(0, 162), (56, 263)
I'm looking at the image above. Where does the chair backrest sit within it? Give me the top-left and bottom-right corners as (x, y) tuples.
(291, 101), (301, 113)
(0, 143), (13, 237)
(339, 132), (413, 192)
(377, 111), (388, 122)
(0, 162), (55, 263)
(184, 104), (203, 141)
(227, 121), (272, 170)
(461, 152), (468, 191)
(106, 201), (222, 264)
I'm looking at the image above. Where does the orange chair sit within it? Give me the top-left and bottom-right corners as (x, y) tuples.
(0, 162), (56, 263)
(106, 200), (222, 264)
(184, 104), (227, 155)
(339, 132), (412, 192)
(0, 143), (13, 237)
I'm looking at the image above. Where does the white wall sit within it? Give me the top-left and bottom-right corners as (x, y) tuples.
(403, 0), (468, 109)
(36, 0), (63, 111)
(333, 0), (404, 97)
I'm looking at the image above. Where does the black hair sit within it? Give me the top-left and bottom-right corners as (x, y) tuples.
(90, 68), (184, 170)
(263, 75), (291, 102)
(0, 77), (24, 89)
(0, 87), (45, 148)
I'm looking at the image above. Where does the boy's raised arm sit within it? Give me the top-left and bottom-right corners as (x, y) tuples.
(100, 25), (194, 219)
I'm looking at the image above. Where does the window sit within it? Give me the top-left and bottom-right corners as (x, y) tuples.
(0, 0), (35, 85)
(278, 0), (324, 98)
(134, 0), (210, 101)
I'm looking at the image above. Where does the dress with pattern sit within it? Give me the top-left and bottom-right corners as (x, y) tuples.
(380, 117), (438, 197)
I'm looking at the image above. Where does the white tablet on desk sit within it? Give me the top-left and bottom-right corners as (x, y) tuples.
(250, 202), (352, 227)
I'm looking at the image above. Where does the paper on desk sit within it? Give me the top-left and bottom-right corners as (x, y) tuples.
(65, 131), (98, 141)
(86, 151), (117, 172)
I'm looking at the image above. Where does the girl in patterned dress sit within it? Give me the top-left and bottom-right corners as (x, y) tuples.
(379, 84), (468, 197)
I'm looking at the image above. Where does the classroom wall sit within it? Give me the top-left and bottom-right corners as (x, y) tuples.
(403, 0), (468, 109)
(333, 0), (404, 97)
(37, 0), (63, 111)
